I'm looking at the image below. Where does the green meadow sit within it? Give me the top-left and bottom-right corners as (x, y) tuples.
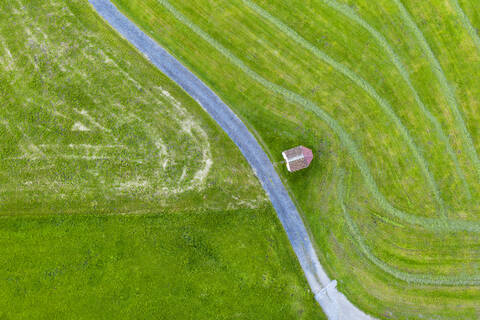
(0, 0), (324, 319)
(111, 0), (480, 318)
(0, 0), (265, 215)
(0, 209), (324, 320)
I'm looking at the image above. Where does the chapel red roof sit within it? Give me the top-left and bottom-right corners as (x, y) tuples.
(282, 146), (313, 172)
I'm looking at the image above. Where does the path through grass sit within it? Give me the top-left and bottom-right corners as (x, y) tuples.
(111, 0), (480, 318)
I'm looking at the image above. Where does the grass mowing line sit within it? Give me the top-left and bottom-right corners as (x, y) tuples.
(369, 210), (405, 228)
(157, 0), (480, 233)
(451, 0), (480, 56)
(338, 169), (480, 286)
(242, 0), (447, 219)
(93, 48), (214, 193)
(1, 0), (247, 213)
(313, 0), (471, 199)
(393, 0), (480, 181)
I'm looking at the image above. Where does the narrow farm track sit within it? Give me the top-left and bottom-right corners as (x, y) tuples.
(86, 0), (480, 317)
(88, 0), (375, 319)
(392, 0), (480, 179)
(152, 0), (480, 234)
(152, 0), (422, 230)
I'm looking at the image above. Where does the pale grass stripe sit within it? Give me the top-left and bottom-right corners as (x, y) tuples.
(393, 0), (480, 180)
(451, 0), (480, 53)
(338, 169), (480, 286)
(308, 0), (470, 198)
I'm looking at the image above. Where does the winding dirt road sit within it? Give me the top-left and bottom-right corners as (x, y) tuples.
(88, 1), (375, 319)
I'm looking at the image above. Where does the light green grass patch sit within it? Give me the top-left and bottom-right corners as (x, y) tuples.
(0, 0), (267, 215)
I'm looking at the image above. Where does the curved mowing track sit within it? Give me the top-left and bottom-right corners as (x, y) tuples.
(242, 0), (480, 286)
(88, 0), (376, 319)
(393, 0), (480, 180)
(151, 0), (480, 234)
(313, 0), (471, 198)
(452, 0), (480, 53)
(241, 0), (447, 217)
(337, 170), (480, 286)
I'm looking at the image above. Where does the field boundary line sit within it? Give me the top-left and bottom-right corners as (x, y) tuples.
(393, 0), (480, 180)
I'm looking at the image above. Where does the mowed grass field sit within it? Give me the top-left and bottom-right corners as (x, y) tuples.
(0, 0), (267, 215)
(0, 209), (325, 320)
(111, 0), (480, 319)
(0, 1), (325, 319)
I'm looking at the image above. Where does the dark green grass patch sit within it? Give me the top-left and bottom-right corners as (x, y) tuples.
(0, 208), (324, 320)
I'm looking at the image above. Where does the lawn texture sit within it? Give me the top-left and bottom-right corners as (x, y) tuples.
(0, 0), (266, 215)
(0, 209), (323, 320)
(110, 0), (480, 318)
(0, 0), (324, 319)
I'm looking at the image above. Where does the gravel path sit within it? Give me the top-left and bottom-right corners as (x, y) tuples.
(88, 1), (375, 319)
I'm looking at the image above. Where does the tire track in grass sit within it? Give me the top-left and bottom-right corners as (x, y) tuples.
(17, 0), (213, 197)
(451, 0), (480, 54)
(242, 0), (446, 217)
(157, 0), (480, 233)
(338, 169), (480, 286)
(393, 0), (480, 180)
(308, 0), (471, 198)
